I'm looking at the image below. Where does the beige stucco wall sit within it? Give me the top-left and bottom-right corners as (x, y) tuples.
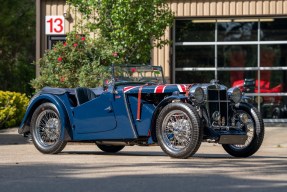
(38, 0), (287, 79)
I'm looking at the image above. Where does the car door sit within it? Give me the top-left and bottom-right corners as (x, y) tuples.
(73, 93), (116, 134)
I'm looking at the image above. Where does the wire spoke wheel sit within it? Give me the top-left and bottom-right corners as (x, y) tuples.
(31, 103), (67, 154)
(35, 109), (60, 147)
(231, 111), (254, 150)
(162, 110), (192, 151)
(222, 106), (264, 157)
(156, 103), (202, 159)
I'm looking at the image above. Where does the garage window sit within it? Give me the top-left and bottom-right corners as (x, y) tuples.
(173, 18), (287, 121)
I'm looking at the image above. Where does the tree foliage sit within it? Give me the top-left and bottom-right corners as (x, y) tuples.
(68, 0), (174, 64)
(0, 0), (35, 95)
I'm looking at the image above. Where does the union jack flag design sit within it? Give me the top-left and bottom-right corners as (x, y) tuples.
(123, 84), (188, 94)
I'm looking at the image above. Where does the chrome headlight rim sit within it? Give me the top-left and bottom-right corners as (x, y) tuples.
(228, 87), (242, 104)
(189, 87), (205, 104)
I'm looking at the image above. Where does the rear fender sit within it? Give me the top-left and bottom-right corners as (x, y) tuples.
(149, 95), (187, 143)
(19, 94), (72, 140)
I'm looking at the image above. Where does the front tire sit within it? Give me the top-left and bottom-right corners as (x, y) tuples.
(156, 102), (202, 159)
(222, 106), (264, 157)
(31, 103), (67, 154)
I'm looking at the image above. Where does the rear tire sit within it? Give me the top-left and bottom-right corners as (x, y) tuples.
(96, 144), (125, 153)
(156, 102), (202, 159)
(31, 103), (67, 154)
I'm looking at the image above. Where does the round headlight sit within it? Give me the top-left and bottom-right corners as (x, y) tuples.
(228, 87), (242, 103)
(190, 87), (204, 103)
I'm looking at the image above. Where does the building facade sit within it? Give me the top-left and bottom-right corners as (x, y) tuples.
(37, 0), (287, 122)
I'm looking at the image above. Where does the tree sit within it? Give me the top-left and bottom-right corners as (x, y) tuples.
(31, 0), (174, 90)
(68, 0), (174, 64)
(0, 0), (35, 95)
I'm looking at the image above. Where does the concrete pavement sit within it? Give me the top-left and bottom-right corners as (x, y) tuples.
(0, 127), (286, 192)
(1, 126), (287, 146)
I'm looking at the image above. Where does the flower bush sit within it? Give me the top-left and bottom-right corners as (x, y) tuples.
(31, 32), (115, 91)
(0, 91), (29, 129)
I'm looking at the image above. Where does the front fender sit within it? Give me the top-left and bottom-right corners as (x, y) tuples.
(18, 94), (72, 140)
(234, 102), (255, 111)
(233, 101), (265, 137)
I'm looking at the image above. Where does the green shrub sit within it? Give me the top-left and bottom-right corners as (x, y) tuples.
(0, 91), (29, 129)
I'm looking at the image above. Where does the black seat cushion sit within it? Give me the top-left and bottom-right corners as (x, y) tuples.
(75, 87), (97, 105)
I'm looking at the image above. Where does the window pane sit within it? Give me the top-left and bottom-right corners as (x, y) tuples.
(218, 22), (258, 41)
(218, 45), (257, 67)
(175, 71), (215, 84)
(260, 44), (287, 67)
(218, 71), (257, 90)
(259, 96), (287, 119)
(175, 46), (215, 68)
(47, 35), (67, 49)
(260, 18), (287, 41)
(175, 20), (215, 42)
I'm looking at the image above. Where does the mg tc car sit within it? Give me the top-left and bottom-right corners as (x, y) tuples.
(19, 65), (264, 159)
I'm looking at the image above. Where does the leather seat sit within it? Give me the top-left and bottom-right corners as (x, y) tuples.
(75, 87), (97, 105)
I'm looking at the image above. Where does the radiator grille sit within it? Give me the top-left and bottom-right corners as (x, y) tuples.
(207, 88), (228, 125)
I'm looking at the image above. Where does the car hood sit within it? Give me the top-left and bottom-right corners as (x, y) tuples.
(121, 84), (190, 94)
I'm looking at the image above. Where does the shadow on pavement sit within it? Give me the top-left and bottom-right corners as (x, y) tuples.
(61, 150), (166, 157)
(0, 159), (286, 192)
(61, 149), (287, 160)
(0, 128), (29, 145)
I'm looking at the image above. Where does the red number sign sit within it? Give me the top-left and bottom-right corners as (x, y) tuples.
(45, 16), (65, 35)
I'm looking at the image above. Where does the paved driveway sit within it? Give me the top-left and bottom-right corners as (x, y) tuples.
(0, 127), (286, 192)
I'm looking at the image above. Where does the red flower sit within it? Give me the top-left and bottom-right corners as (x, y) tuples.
(63, 42), (67, 46)
(112, 52), (118, 57)
(73, 43), (78, 47)
(81, 37), (85, 41)
(60, 76), (65, 82)
(131, 68), (136, 73)
(57, 57), (63, 62)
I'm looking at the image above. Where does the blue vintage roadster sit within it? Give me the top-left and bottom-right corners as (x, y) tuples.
(19, 65), (264, 158)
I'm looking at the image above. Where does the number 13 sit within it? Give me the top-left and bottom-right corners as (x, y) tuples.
(47, 17), (64, 33)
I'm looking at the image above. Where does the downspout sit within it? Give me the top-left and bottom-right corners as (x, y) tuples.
(36, 0), (41, 77)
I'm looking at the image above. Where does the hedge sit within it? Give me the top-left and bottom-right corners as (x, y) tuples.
(0, 91), (29, 129)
